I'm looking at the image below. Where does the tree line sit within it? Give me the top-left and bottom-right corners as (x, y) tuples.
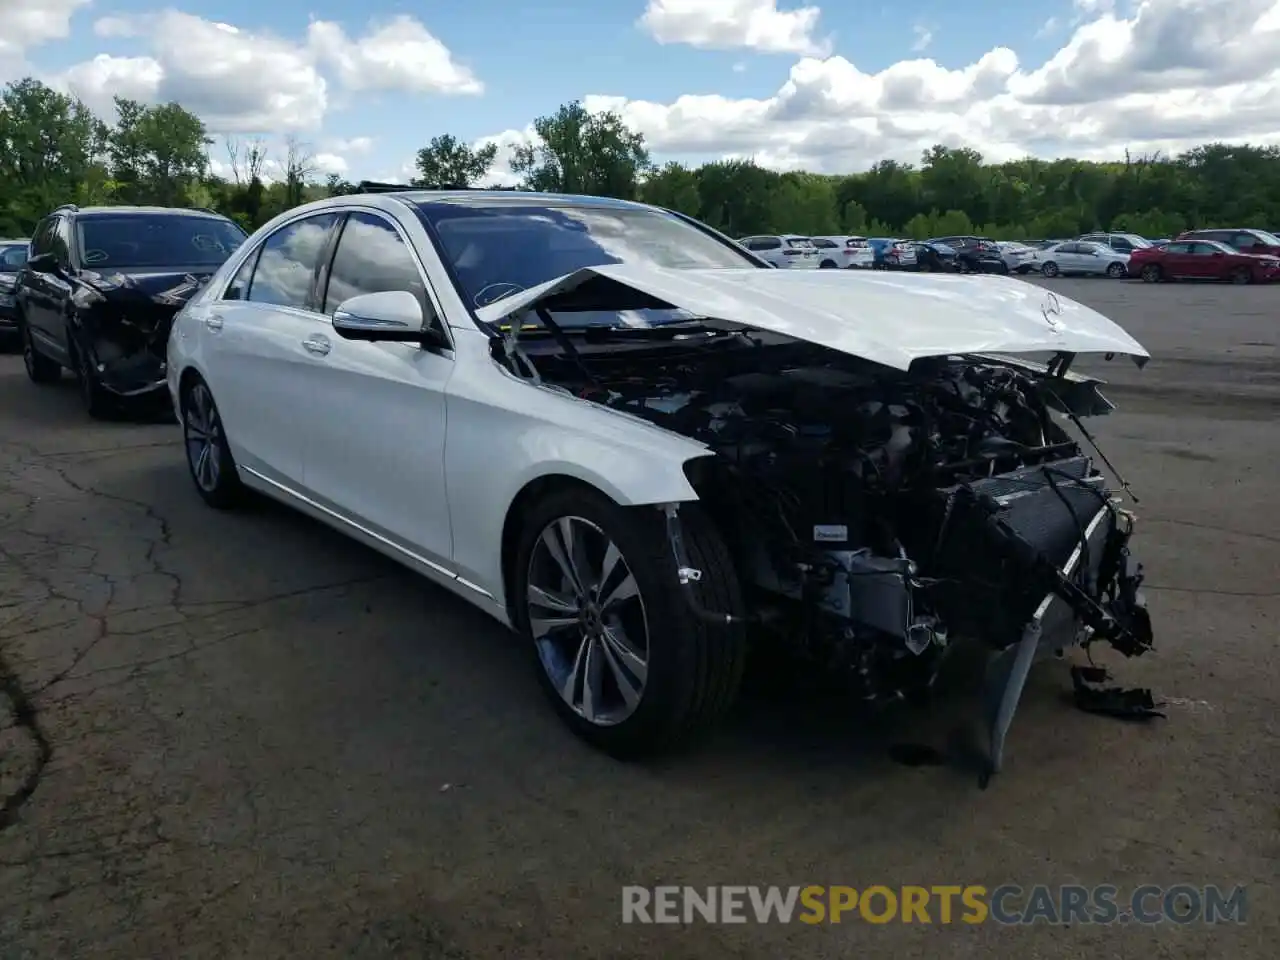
(3, 76), (1277, 243)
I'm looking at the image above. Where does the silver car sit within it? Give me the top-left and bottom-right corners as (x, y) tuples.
(1039, 240), (1130, 278)
(995, 241), (1040, 274)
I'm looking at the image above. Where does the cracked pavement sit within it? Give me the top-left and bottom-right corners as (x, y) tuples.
(1, 279), (1277, 958)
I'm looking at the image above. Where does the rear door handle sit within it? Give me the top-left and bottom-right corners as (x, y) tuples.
(302, 335), (331, 356)
(204, 314), (224, 331)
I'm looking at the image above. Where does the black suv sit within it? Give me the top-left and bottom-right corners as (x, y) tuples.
(15, 204), (247, 417)
(930, 235), (1008, 274)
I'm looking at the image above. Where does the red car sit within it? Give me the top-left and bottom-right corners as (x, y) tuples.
(1177, 227), (1280, 256)
(1129, 239), (1280, 284)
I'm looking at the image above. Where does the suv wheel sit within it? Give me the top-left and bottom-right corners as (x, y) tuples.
(21, 320), (61, 384)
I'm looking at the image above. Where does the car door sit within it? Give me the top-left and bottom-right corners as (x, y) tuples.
(200, 211), (341, 485)
(1080, 242), (1109, 274)
(20, 217), (71, 360)
(1188, 242), (1227, 278)
(1160, 242), (1195, 277)
(299, 209), (457, 568)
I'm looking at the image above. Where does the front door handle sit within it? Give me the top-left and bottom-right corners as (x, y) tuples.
(204, 314), (224, 331)
(302, 335), (331, 356)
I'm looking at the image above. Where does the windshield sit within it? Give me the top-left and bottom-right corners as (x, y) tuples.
(1249, 229), (1280, 246)
(0, 243), (28, 269)
(418, 201), (760, 326)
(77, 215), (247, 269)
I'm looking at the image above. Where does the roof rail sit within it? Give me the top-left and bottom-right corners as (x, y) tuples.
(52, 203), (79, 214)
(356, 180), (417, 194)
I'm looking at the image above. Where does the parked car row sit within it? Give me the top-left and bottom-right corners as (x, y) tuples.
(6, 188), (1161, 781)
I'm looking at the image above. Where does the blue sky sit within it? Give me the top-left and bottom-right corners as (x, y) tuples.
(9, 1), (1277, 181)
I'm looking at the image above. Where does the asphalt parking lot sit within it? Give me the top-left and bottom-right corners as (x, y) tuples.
(1, 277), (1276, 958)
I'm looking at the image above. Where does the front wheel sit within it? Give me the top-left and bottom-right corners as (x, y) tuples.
(68, 336), (113, 419)
(181, 377), (244, 509)
(512, 487), (747, 758)
(1141, 264), (1162, 283)
(1106, 262), (1127, 278)
(1040, 261), (1060, 278)
(819, 259), (837, 269)
(1230, 266), (1252, 285)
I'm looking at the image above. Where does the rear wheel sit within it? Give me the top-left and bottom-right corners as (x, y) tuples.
(21, 319), (60, 384)
(181, 377), (244, 509)
(1040, 261), (1059, 278)
(1230, 266), (1252, 285)
(1140, 264), (1162, 283)
(1106, 262), (1126, 278)
(819, 259), (837, 269)
(512, 487), (747, 758)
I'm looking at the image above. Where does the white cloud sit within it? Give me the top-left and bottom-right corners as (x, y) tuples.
(477, 0), (1280, 176)
(0, 0), (88, 54)
(639, 0), (829, 56)
(307, 16), (482, 95)
(911, 24), (933, 53)
(50, 10), (480, 136)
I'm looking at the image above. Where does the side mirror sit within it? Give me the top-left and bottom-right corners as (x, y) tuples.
(25, 252), (57, 273)
(332, 290), (448, 348)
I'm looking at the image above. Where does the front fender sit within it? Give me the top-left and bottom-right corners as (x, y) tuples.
(442, 344), (714, 603)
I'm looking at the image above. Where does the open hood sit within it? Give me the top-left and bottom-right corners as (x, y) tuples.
(473, 263), (1150, 372)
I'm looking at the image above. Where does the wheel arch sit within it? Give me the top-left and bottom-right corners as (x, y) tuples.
(496, 460), (705, 623)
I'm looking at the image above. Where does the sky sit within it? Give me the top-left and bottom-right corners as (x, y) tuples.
(3, 0), (1280, 184)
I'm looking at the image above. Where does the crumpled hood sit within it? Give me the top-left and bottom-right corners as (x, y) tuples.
(78, 268), (217, 308)
(473, 263), (1150, 371)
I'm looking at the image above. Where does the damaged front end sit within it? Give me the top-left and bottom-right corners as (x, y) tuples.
(486, 269), (1156, 782)
(72, 269), (213, 396)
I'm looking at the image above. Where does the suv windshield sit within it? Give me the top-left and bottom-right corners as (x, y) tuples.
(0, 243), (28, 269)
(1249, 229), (1280, 246)
(417, 201), (760, 325)
(76, 215), (246, 269)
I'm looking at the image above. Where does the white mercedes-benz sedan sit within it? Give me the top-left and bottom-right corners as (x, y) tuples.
(167, 189), (1158, 781)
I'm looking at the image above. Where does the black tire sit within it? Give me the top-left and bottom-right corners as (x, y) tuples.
(20, 318), (60, 384)
(68, 337), (114, 419)
(1140, 264), (1161, 283)
(1041, 261), (1059, 278)
(180, 376), (244, 509)
(1230, 266), (1252, 285)
(511, 486), (747, 759)
(819, 259), (837, 269)
(1106, 262), (1126, 278)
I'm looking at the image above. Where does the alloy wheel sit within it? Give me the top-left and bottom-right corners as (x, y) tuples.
(526, 516), (650, 726)
(184, 382), (223, 493)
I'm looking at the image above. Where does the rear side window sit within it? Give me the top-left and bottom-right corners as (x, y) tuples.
(1164, 242), (1190, 254)
(811, 238), (837, 249)
(785, 238), (813, 248)
(322, 212), (433, 321)
(246, 212), (340, 310)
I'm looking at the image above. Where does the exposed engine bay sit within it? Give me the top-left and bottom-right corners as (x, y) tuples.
(498, 325), (1156, 782)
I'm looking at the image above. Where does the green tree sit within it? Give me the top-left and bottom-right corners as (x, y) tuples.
(0, 78), (109, 234)
(107, 98), (209, 207)
(412, 133), (499, 187)
(511, 100), (650, 198)
(640, 162), (701, 214)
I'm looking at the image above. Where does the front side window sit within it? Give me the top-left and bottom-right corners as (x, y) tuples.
(747, 237), (781, 251)
(29, 219), (54, 256)
(322, 212), (433, 321)
(246, 213), (340, 309)
(76, 215), (247, 270)
(419, 201), (760, 321)
(49, 218), (71, 265)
